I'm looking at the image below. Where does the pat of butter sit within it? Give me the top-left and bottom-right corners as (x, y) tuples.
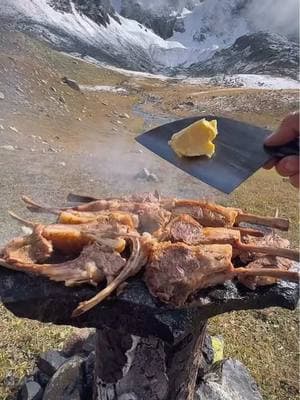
(168, 118), (218, 158)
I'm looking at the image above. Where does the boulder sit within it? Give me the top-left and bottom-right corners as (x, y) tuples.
(20, 381), (43, 400)
(37, 351), (67, 377)
(43, 356), (85, 400)
(196, 358), (263, 400)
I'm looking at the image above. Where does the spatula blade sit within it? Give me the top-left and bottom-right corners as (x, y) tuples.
(135, 115), (272, 194)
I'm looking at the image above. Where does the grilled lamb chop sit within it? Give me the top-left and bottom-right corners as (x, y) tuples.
(144, 242), (299, 306)
(238, 256), (293, 290)
(154, 215), (299, 261)
(154, 214), (263, 244)
(22, 196), (171, 234)
(7, 213), (130, 256)
(166, 200), (289, 231)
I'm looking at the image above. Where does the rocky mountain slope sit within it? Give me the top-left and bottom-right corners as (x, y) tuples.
(1, 0), (299, 79)
(187, 32), (299, 79)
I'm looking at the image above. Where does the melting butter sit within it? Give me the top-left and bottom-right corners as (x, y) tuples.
(168, 118), (218, 158)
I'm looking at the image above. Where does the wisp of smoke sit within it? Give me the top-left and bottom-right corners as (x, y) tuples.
(244, 0), (299, 41)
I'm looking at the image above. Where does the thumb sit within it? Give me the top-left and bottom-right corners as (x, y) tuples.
(265, 112), (299, 146)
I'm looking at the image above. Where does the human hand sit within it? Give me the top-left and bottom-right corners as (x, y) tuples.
(264, 112), (299, 188)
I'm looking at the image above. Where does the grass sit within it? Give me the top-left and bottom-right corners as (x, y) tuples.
(0, 305), (74, 399)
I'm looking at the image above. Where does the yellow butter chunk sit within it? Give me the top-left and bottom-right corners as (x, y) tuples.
(168, 118), (218, 158)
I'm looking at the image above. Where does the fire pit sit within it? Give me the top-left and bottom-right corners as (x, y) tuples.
(0, 266), (298, 399)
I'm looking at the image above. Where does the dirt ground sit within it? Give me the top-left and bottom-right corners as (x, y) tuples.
(0, 31), (299, 399)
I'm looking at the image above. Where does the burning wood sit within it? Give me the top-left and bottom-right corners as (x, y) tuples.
(0, 192), (298, 316)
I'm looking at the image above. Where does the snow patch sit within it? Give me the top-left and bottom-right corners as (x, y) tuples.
(80, 85), (128, 93)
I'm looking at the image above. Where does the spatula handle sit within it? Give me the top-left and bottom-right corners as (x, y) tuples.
(264, 138), (299, 158)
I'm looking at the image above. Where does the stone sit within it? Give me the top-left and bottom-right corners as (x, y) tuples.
(0, 145), (15, 151)
(196, 358), (263, 400)
(58, 161), (66, 167)
(197, 335), (214, 378)
(82, 351), (95, 399)
(0, 268), (298, 343)
(58, 96), (66, 104)
(50, 87), (57, 93)
(43, 356), (84, 400)
(37, 351), (67, 377)
(20, 381), (43, 400)
(135, 168), (159, 182)
(21, 226), (33, 235)
(9, 126), (19, 133)
(62, 328), (95, 357)
(119, 112), (130, 119)
(0, 124), (4, 130)
(0, 92), (4, 100)
(62, 77), (81, 91)
(34, 369), (50, 388)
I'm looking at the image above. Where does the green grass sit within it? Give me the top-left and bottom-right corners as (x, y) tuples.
(0, 305), (74, 399)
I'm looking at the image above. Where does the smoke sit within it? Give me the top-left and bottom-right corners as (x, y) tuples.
(122, 0), (299, 40)
(244, 0), (299, 41)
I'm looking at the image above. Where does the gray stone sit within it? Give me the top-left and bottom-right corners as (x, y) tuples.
(0, 92), (4, 100)
(0, 267), (299, 344)
(0, 145), (15, 151)
(62, 328), (95, 357)
(196, 358), (263, 400)
(43, 356), (84, 400)
(62, 77), (81, 91)
(20, 381), (43, 400)
(37, 351), (67, 377)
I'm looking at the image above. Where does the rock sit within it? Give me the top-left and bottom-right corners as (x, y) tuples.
(58, 161), (66, 167)
(119, 112), (130, 119)
(196, 359), (263, 400)
(77, 117), (82, 121)
(37, 351), (67, 377)
(182, 100), (195, 107)
(101, 101), (108, 106)
(112, 127), (118, 132)
(135, 168), (159, 182)
(116, 120), (122, 125)
(0, 92), (4, 100)
(9, 126), (19, 133)
(41, 79), (47, 85)
(34, 369), (50, 388)
(82, 351), (95, 399)
(198, 335), (214, 378)
(58, 96), (66, 104)
(62, 328), (95, 357)
(43, 356), (84, 400)
(20, 381), (43, 400)
(50, 87), (57, 93)
(0, 145), (15, 151)
(62, 77), (81, 91)
(0, 124), (4, 130)
(21, 226), (33, 235)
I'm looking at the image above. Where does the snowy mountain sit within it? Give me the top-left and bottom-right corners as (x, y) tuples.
(1, 0), (299, 79)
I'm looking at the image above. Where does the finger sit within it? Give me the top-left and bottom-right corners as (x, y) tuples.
(265, 112), (299, 146)
(275, 156), (299, 177)
(289, 173), (300, 188)
(263, 159), (276, 170)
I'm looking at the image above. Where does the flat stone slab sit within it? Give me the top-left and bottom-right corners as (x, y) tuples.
(0, 268), (298, 343)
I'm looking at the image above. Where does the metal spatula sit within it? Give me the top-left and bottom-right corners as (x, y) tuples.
(135, 115), (299, 194)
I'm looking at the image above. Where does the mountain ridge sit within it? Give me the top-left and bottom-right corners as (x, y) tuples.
(1, 0), (299, 79)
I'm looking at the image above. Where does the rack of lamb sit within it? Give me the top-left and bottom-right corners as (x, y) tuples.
(0, 192), (299, 317)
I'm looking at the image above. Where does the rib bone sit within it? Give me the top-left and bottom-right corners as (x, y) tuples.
(236, 213), (289, 231)
(72, 237), (146, 317)
(235, 241), (299, 262)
